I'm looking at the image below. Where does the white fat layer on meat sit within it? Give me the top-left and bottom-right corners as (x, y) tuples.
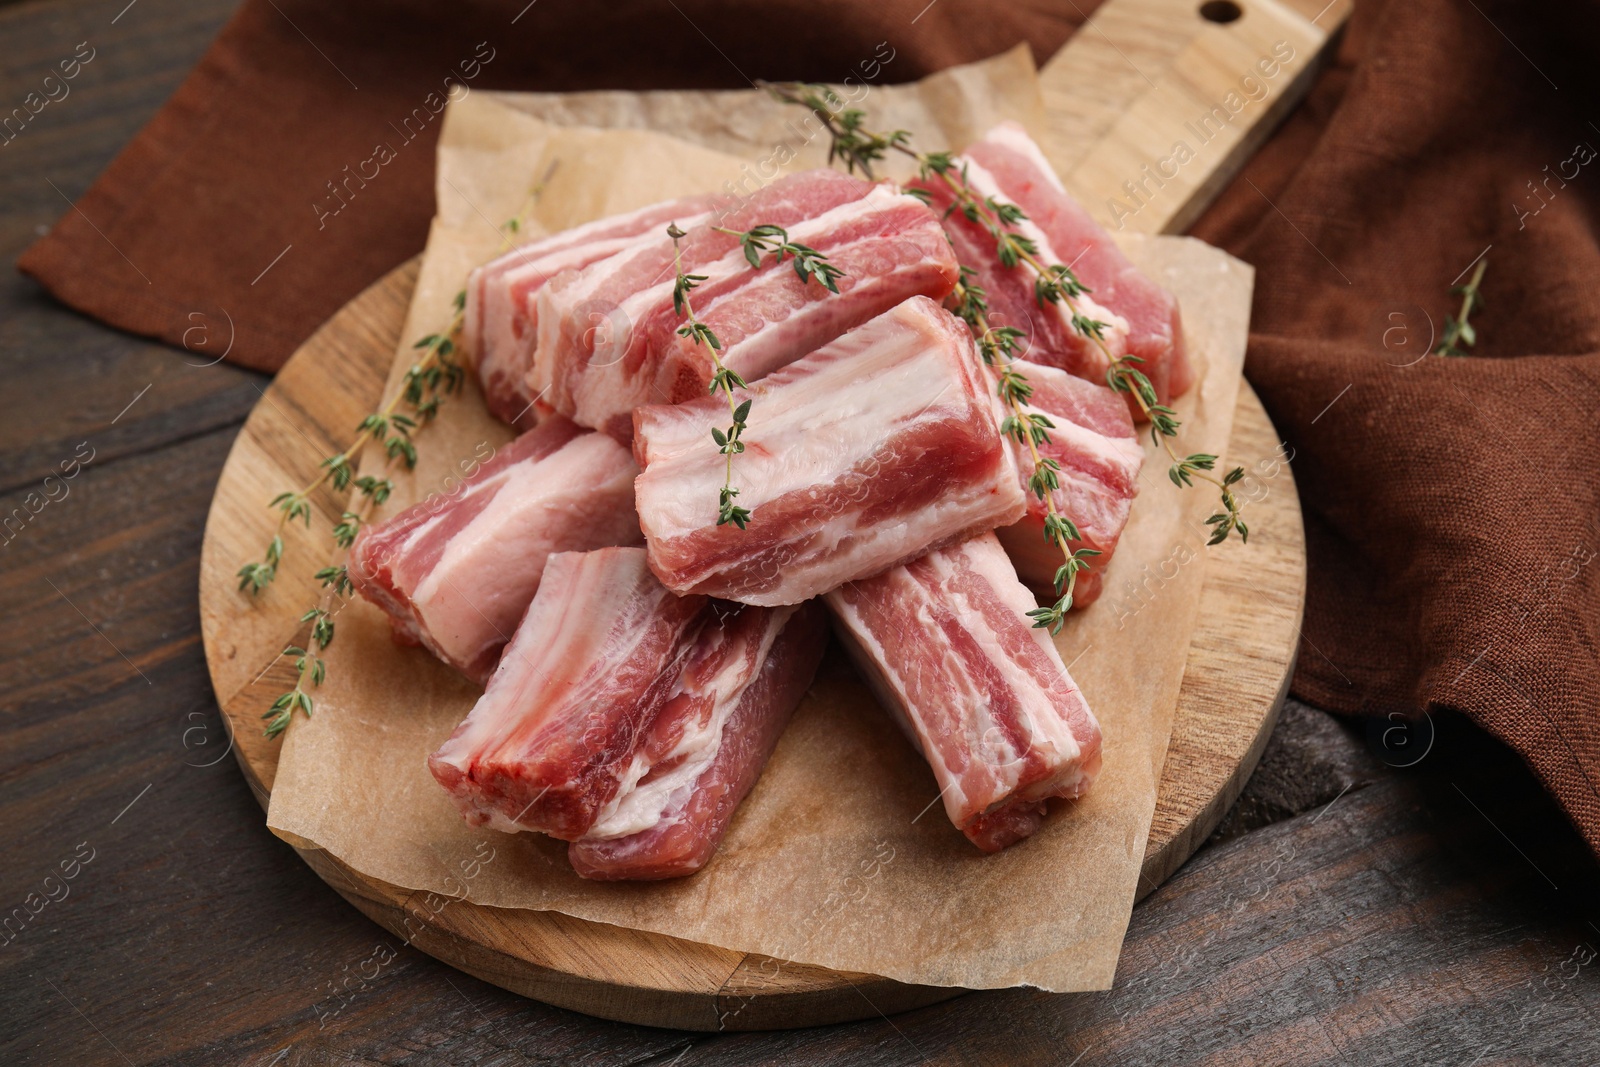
(486, 197), (719, 283)
(497, 205), (717, 296)
(694, 216), (941, 384)
(531, 195), (728, 365)
(405, 434), (639, 670)
(981, 122), (1069, 195)
(826, 536), (1093, 825)
(529, 237), (681, 397)
(1013, 361), (1142, 497)
(430, 552), (602, 774)
(828, 570), (1003, 821)
(585, 606), (794, 841)
(470, 207), (651, 364)
(688, 187), (915, 329)
(476, 807), (539, 835)
(612, 187), (905, 365)
(955, 155), (1130, 354)
(528, 233), (666, 401)
(957, 535), (1092, 780)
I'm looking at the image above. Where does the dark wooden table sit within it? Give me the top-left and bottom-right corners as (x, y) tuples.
(4, 1), (1599, 1063)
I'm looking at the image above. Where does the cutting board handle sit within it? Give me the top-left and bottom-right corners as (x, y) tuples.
(1038, 0), (1350, 234)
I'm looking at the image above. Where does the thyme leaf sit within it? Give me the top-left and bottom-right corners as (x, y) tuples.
(714, 224), (844, 293)
(1434, 258), (1488, 357)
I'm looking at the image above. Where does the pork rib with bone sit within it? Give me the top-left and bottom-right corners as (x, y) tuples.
(532, 168), (960, 440)
(825, 532), (1103, 852)
(463, 192), (723, 428)
(428, 547), (826, 879)
(632, 294), (1026, 606)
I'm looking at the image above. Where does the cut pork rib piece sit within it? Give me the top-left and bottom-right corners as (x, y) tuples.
(825, 533), (1103, 852)
(569, 600), (827, 880)
(428, 548), (708, 840)
(428, 547), (825, 879)
(632, 295), (1026, 607)
(463, 192), (722, 427)
(349, 416), (642, 684)
(533, 169), (959, 440)
(913, 122), (1192, 410)
(996, 360), (1143, 608)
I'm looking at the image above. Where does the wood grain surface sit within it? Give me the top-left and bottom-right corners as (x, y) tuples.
(7, 0), (1600, 1064)
(1041, 0), (1351, 234)
(196, 244), (1302, 1029)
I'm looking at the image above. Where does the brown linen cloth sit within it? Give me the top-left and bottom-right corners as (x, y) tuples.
(1189, 0), (1600, 855)
(15, 0), (1083, 372)
(20, 0), (1600, 856)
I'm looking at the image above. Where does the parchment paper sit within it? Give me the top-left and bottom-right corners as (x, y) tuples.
(265, 49), (1256, 992)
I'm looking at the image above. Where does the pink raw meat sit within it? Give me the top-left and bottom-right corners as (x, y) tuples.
(569, 600), (827, 880)
(349, 416), (641, 684)
(996, 360), (1144, 607)
(533, 169), (959, 440)
(463, 192), (721, 427)
(632, 295), (1026, 607)
(825, 533), (1103, 852)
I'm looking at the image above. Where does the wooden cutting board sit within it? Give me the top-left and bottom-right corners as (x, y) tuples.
(197, 0), (1338, 1031)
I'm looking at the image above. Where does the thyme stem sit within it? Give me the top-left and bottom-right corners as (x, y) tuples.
(669, 224), (751, 529)
(951, 273), (1097, 633)
(1434, 257), (1488, 357)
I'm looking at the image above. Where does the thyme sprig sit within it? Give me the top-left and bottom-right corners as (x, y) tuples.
(260, 432), (427, 738)
(249, 180), (549, 738)
(235, 311), (463, 595)
(760, 82), (910, 178)
(669, 223), (751, 529)
(767, 81), (1251, 548)
(712, 224), (844, 293)
(263, 609), (331, 738)
(951, 272), (1098, 633)
(1433, 257), (1488, 357)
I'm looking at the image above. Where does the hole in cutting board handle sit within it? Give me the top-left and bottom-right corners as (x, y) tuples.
(1199, 0), (1244, 22)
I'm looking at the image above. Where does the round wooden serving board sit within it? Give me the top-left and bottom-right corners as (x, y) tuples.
(200, 259), (1305, 1031)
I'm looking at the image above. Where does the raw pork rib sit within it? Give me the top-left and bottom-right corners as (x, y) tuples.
(429, 548), (707, 840)
(349, 416), (641, 684)
(463, 192), (722, 427)
(429, 548), (824, 879)
(996, 360), (1143, 607)
(569, 600), (827, 880)
(913, 122), (1192, 409)
(825, 533), (1103, 852)
(533, 169), (960, 440)
(632, 295), (1026, 606)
